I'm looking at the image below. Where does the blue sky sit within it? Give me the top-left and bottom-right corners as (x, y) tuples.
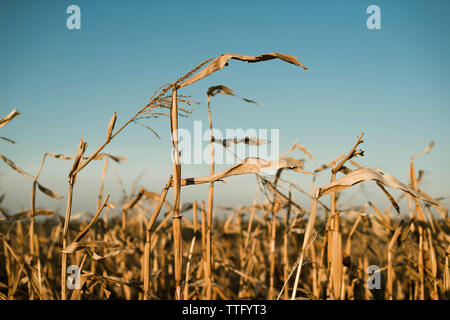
(1, 0), (449, 216)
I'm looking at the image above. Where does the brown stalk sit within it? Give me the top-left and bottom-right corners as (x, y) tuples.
(426, 229), (438, 300)
(72, 195), (110, 243)
(344, 215), (362, 257)
(97, 158), (109, 211)
(410, 154), (426, 300)
(193, 200), (198, 234)
(200, 201), (209, 298)
(268, 201), (279, 299)
(121, 188), (145, 231)
(282, 191), (292, 300)
(183, 233), (197, 299)
(386, 223), (403, 300)
(327, 134), (364, 299)
(170, 86), (183, 300)
(289, 189), (320, 300)
(29, 153), (47, 256)
(143, 175), (173, 300)
(244, 187), (259, 251)
(268, 170), (282, 299)
(183, 200), (198, 299)
(445, 245), (450, 295)
(205, 94), (215, 300)
(61, 137), (86, 300)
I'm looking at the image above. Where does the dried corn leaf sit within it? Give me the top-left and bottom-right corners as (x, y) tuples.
(46, 153), (74, 160)
(207, 85), (261, 105)
(106, 112), (117, 140)
(376, 182), (400, 214)
(179, 52), (307, 88)
(0, 137), (16, 144)
(46, 152), (126, 164)
(69, 137), (87, 177)
(318, 168), (442, 206)
(207, 85), (234, 97)
(314, 155), (345, 173)
(213, 136), (268, 147)
(177, 157), (311, 186)
(421, 190), (448, 219)
(142, 189), (172, 209)
(0, 109), (20, 128)
(93, 153), (127, 163)
(411, 141), (435, 160)
(0, 154), (34, 180)
(132, 121), (161, 139)
(61, 241), (121, 254)
(37, 182), (63, 199)
(281, 141), (314, 160)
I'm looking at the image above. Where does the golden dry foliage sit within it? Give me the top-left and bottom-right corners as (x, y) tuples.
(207, 85), (261, 106)
(0, 55), (449, 302)
(0, 110), (20, 129)
(179, 52), (307, 88)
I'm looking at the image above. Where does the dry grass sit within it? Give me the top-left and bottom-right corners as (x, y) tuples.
(0, 53), (449, 300)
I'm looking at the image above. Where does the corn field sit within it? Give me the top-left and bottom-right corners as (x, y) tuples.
(0, 52), (449, 300)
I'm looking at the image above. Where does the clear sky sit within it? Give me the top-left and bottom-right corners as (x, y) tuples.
(1, 0), (449, 217)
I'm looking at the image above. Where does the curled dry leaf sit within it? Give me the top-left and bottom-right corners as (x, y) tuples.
(213, 136), (268, 147)
(0, 154), (34, 180)
(37, 182), (63, 199)
(376, 182), (400, 214)
(179, 52), (307, 89)
(93, 153), (128, 163)
(69, 137), (87, 177)
(281, 141), (314, 160)
(0, 137), (16, 144)
(411, 141), (435, 160)
(0, 109), (20, 129)
(60, 241), (121, 254)
(318, 167), (443, 207)
(132, 121), (161, 139)
(207, 85), (234, 97)
(46, 152), (127, 163)
(176, 157), (312, 186)
(46, 153), (74, 160)
(207, 85), (261, 105)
